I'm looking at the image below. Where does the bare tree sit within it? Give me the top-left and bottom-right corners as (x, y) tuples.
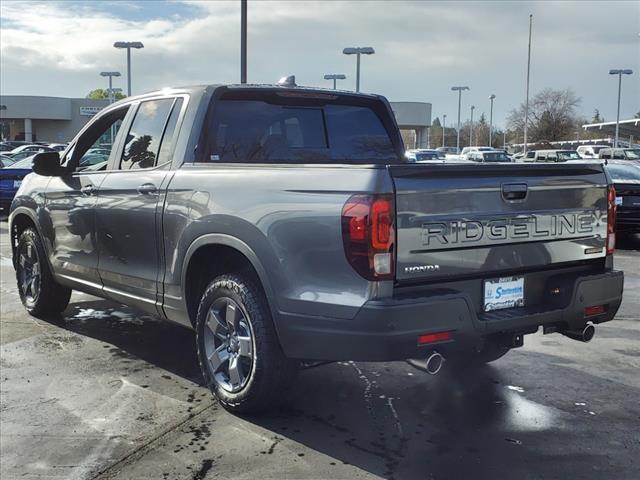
(507, 88), (581, 143)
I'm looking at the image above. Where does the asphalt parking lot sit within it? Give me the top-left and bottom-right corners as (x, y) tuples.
(1, 217), (639, 480)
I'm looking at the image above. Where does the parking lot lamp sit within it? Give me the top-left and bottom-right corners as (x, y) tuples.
(100, 72), (121, 104)
(489, 94), (496, 147)
(113, 41), (144, 96)
(343, 47), (375, 92)
(609, 69), (633, 148)
(323, 74), (347, 89)
(523, 14), (533, 154)
(470, 105), (475, 146)
(451, 86), (469, 153)
(442, 114), (447, 148)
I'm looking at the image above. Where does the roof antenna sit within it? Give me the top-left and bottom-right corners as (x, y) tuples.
(277, 75), (296, 87)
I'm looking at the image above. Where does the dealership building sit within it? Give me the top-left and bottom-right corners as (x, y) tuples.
(0, 95), (431, 147)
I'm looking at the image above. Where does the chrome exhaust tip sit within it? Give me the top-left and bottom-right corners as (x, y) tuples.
(407, 351), (445, 375)
(562, 324), (595, 343)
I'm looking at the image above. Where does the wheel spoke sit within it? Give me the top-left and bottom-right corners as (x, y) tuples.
(206, 310), (228, 340)
(227, 356), (242, 387)
(208, 344), (230, 374)
(237, 336), (252, 358)
(225, 302), (238, 333)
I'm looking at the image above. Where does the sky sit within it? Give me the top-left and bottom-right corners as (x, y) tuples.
(1, 0), (639, 127)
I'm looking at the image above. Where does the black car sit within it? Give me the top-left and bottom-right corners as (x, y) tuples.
(606, 160), (640, 234)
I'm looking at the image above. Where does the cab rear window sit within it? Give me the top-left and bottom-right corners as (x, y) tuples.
(199, 96), (398, 164)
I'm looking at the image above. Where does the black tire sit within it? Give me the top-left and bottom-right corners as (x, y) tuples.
(449, 341), (510, 368)
(15, 227), (71, 317)
(195, 273), (297, 414)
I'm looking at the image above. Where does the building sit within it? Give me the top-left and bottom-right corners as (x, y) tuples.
(0, 95), (110, 143)
(390, 101), (432, 149)
(0, 95), (432, 149)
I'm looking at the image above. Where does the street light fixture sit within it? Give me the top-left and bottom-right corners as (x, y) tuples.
(489, 94), (496, 147)
(609, 69), (633, 148)
(451, 86), (469, 153)
(470, 105), (475, 146)
(323, 74), (347, 90)
(442, 114), (447, 148)
(100, 71), (121, 104)
(113, 41), (144, 96)
(343, 47), (375, 92)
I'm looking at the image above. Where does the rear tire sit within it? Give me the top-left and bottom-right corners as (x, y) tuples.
(195, 273), (297, 414)
(15, 227), (71, 317)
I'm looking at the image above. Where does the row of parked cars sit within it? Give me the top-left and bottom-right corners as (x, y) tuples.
(405, 146), (513, 163)
(513, 146), (640, 162)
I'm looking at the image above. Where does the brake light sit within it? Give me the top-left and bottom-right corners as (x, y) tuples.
(606, 185), (616, 255)
(341, 194), (395, 280)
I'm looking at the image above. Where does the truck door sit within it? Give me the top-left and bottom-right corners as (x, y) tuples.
(94, 97), (184, 314)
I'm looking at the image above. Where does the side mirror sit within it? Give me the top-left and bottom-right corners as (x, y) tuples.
(32, 151), (64, 176)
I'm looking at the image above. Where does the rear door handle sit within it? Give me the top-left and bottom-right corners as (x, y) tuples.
(80, 185), (95, 196)
(137, 183), (158, 195)
(502, 183), (528, 201)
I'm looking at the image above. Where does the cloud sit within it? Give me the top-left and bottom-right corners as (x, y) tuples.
(1, 0), (638, 126)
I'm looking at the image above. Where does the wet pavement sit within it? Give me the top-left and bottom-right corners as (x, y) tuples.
(1, 217), (639, 480)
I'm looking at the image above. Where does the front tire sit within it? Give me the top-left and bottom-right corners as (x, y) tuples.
(15, 227), (71, 317)
(195, 273), (297, 414)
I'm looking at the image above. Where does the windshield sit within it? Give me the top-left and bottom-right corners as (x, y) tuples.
(7, 157), (34, 169)
(482, 152), (510, 162)
(606, 163), (640, 182)
(557, 151), (581, 160)
(625, 149), (640, 160)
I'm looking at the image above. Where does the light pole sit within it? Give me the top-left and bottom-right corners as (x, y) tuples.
(241, 0), (247, 83)
(523, 14), (533, 154)
(470, 105), (475, 146)
(451, 86), (469, 153)
(113, 41), (144, 96)
(442, 114), (447, 148)
(100, 71), (121, 104)
(489, 94), (496, 147)
(323, 74), (346, 89)
(609, 69), (633, 148)
(343, 47), (375, 92)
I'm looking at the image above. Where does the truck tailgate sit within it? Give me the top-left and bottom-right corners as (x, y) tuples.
(390, 163), (609, 283)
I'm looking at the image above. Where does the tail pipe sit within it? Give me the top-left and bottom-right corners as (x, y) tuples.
(406, 351), (445, 375)
(562, 324), (595, 343)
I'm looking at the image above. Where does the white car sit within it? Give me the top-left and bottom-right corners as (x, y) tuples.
(576, 145), (608, 159)
(460, 146), (495, 160)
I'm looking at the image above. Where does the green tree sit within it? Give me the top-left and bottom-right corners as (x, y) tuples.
(86, 88), (126, 100)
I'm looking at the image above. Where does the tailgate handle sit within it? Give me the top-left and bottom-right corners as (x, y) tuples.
(502, 183), (528, 201)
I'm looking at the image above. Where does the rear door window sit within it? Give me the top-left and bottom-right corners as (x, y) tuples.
(120, 98), (174, 170)
(201, 97), (397, 164)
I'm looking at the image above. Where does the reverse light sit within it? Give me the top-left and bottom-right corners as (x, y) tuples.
(341, 194), (395, 280)
(418, 331), (452, 345)
(606, 185), (616, 255)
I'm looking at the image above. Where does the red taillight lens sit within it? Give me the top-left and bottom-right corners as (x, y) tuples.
(341, 194), (395, 281)
(584, 305), (606, 317)
(606, 185), (616, 255)
(418, 331), (452, 345)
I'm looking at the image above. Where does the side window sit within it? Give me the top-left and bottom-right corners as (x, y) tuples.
(613, 151), (624, 160)
(66, 106), (130, 172)
(157, 98), (184, 165)
(120, 98), (174, 170)
(601, 151), (611, 159)
(548, 152), (557, 161)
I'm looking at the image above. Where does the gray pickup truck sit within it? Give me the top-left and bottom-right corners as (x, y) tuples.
(9, 84), (624, 413)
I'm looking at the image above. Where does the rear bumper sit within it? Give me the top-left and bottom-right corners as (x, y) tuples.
(276, 270), (624, 361)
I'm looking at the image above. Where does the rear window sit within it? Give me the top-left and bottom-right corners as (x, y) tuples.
(200, 98), (398, 164)
(606, 163), (640, 182)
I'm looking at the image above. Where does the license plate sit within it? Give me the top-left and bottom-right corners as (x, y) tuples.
(615, 196), (623, 206)
(484, 276), (525, 312)
(13, 180), (22, 188)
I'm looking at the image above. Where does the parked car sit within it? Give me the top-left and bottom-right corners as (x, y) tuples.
(6, 144), (56, 161)
(513, 150), (536, 162)
(467, 150), (512, 163)
(0, 143), (15, 152)
(533, 150), (581, 162)
(48, 143), (68, 152)
(460, 146), (494, 160)
(9, 84), (623, 413)
(0, 141), (32, 150)
(436, 146), (459, 155)
(0, 156), (34, 211)
(577, 145), (609, 159)
(0, 154), (17, 168)
(599, 148), (640, 161)
(405, 149), (442, 162)
(606, 160), (640, 235)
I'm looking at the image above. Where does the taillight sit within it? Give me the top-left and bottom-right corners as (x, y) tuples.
(606, 185), (616, 255)
(341, 194), (395, 281)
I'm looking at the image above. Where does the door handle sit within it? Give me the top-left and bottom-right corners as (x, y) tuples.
(80, 185), (95, 196)
(137, 183), (158, 195)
